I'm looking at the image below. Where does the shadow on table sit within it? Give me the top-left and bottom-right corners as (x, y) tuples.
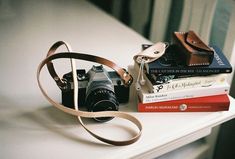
(21, 105), (138, 147)
(22, 106), (110, 147)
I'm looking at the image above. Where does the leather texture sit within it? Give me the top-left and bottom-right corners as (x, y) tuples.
(133, 42), (168, 64)
(173, 31), (214, 66)
(37, 41), (142, 146)
(47, 42), (133, 88)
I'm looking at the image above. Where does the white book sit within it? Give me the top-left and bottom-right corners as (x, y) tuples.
(138, 82), (230, 104)
(147, 73), (227, 93)
(134, 62), (227, 93)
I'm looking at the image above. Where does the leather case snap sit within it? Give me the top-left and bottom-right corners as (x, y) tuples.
(173, 31), (214, 66)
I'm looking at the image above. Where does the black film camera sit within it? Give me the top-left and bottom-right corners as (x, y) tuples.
(61, 65), (130, 122)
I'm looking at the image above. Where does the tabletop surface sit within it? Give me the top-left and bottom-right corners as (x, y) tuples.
(0, 1), (235, 159)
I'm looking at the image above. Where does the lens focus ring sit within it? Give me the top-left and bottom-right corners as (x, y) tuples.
(85, 88), (119, 122)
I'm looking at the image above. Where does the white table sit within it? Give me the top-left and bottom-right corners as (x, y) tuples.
(0, 0), (235, 159)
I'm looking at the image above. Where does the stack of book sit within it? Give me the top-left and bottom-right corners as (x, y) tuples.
(134, 45), (232, 112)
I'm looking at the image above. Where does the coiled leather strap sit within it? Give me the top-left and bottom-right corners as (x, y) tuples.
(37, 41), (142, 146)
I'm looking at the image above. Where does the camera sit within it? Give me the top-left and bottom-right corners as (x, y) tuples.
(61, 65), (130, 122)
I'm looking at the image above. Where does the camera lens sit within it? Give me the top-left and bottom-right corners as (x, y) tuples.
(85, 88), (119, 122)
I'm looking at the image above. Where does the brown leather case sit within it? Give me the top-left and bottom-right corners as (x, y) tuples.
(172, 31), (214, 66)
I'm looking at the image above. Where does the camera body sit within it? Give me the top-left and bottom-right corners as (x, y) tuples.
(61, 65), (130, 121)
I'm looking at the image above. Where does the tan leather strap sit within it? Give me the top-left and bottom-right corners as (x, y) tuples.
(133, 42), (168, 64)
(37, 41), (142, 146)
(47, 41), (133, 88)
(46, 41), (73, 88)
(133, 42), (167, 91)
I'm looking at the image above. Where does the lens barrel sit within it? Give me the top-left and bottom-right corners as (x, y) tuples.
(85, 88), (119, 122)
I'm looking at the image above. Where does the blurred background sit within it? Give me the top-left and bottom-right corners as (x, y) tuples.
(88, 0), (235, 159)
(89, 0), (235, 97)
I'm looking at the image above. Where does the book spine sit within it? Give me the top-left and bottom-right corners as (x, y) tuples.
(134, 62), (227, 93)
(138, 102), (229, 112)
(151, 74), (227, 93)
(138, 83), (229, 103)
(148, 67), (231, 75)
(138, 94), (230, 112)
(145, 45), (232, 75)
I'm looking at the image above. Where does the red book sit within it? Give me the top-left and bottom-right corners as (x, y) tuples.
(138, 94), (230, 112)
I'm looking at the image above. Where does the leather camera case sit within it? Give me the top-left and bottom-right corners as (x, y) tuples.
(172, 31), (214, 66)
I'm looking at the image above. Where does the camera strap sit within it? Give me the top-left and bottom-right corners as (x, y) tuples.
(46, 42), (133, 88)
(133, 42), (168, 64)
(133, 42), (168, 90)
(37, 41), (142, 146)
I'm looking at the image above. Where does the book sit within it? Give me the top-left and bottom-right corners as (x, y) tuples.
(147, 73), (227, 93)
(145, 45), (232, 75)
(138, 94), (230, 112)
(134, 62), (227, 93)
(138, 82), (230, 103)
